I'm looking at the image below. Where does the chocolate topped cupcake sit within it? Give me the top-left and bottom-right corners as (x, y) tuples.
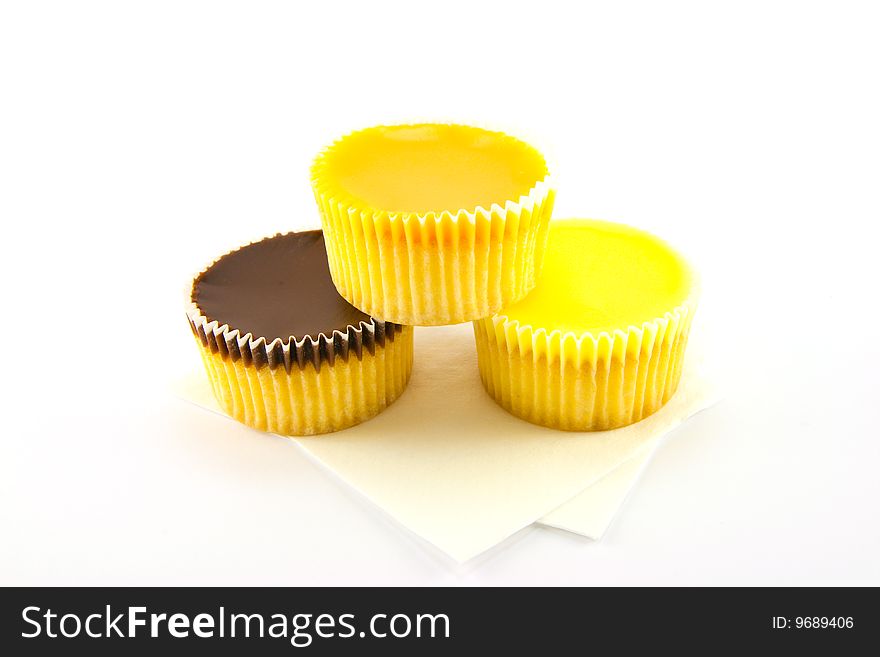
(187, 231), (413, 435)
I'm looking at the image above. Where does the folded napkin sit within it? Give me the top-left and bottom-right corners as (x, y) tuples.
(174, 324), (717, 562)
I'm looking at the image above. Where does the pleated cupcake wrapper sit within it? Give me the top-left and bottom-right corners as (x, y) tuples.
(185, 240), (414, 436)
(186, 305), (406, 373)
(192, 327), (413, 436)
(473, 295), (698, 431)
(311, 126), (556, 326)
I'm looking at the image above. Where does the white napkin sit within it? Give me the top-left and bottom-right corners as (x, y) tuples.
(538, 444), (655, 538)
(173, 324), (717, 562)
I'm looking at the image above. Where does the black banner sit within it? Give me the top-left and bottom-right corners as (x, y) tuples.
(0, 587), (875, 653)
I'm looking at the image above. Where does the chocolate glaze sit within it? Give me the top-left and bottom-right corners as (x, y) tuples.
(190, 231), (402, 370)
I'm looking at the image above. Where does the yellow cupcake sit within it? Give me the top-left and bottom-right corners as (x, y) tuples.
(311, 123), (555, 325)
(473, 219), (698, 431)
(187, 231), (413, 436)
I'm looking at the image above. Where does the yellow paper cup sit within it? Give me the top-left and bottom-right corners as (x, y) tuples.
(473, 219), (698, 431)
(312, 123), (555, 325)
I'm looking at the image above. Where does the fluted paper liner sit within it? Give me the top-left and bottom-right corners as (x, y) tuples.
(311, 124), (556, 325)
(186, 239), (414, 436)
(473, 296), (698, 431)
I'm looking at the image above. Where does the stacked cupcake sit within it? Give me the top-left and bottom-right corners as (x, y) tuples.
(187, 123), (697, 435)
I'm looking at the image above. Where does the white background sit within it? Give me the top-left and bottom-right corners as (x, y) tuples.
(2, 1), (878, 585)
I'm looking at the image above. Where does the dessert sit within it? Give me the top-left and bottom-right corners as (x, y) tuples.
(186, 231), (413, 435)
(311, 123), (555, 325)
(473, 219), (697, 431)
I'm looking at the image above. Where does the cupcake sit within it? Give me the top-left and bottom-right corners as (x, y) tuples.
(186, 231), (413, 436)
(311, 123), (555, 325)
(473, 219), (698, 431)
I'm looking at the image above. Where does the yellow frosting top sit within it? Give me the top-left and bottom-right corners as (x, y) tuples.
(313, 124), (548, 214)
(501, 219), (694, 334)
